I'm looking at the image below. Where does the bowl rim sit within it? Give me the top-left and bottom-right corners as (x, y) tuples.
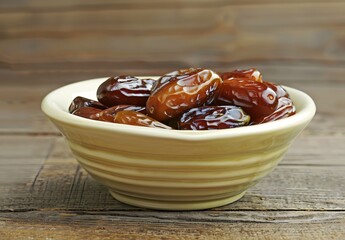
(41, 77), (316, 141)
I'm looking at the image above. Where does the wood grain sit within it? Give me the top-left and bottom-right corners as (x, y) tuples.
(1, 61), (345, 85)
(0, 136), (54, 184)
(1, 1), (345, 83)
(1, 210), (345, 240)
(2, 0), (345, 9)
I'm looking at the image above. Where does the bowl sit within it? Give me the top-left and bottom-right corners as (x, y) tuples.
(41, 77), (316, 210)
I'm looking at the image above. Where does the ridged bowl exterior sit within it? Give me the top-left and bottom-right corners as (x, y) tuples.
(42, 78), (316, 210)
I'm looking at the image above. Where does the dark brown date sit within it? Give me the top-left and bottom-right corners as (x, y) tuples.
(146, 68), (222, 121)
(98, 105), (146, 122)
(113, 110), (172, 129)
(97, 76), (155, 107)
(216, 79), (279, 124)
(219, 68), (262, 82)
(69, 68), (296, 128)
(177, 106), (250, 130)
(72, 107), (102, 120)
(259, 97), (296, 123)
(265, 82), (289, 98)
(69, 96), (106, 113)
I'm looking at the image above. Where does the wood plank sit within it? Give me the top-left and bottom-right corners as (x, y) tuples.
(3, 3), (344, 34)
(0, 84), (60, 134)
(0, 3), (345, 65)
(0, 136), (54, 183)
(1, 210), (344, 240)
(287, 83), (345, 136)
(1, 0), (345, 10)
(1, 136), (344, 211)
(283, 136), (345, 165)
(1, 61), (345, 85)
(0, 136), (54, 160)
(2, 62), (344, 86)
(0, 136), (54, 212)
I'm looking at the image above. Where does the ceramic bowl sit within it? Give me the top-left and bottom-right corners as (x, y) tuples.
(41, 77), (316, 210)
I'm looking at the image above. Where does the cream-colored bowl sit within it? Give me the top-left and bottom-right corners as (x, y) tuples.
(41, 77), (316, 210)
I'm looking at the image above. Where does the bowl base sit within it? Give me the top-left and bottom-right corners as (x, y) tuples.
(109, 190), (246, 210)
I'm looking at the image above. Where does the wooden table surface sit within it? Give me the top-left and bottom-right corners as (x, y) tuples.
(1, 0), (345, 239)
(1, 73), (344, 240)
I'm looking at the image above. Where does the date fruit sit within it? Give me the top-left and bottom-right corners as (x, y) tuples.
(68, 67), (296, 130)
(178, 106), (250, 130)
(219, 68), (262, 82)
(146, 68), (222, 121)
(97, 76), (155, 107)
(259, 97), (296, 123)
(265, 82), (289, 98)
(113, 110), (172, 129)
(69, 96), (106, 113)
(216, 79), (279, 124)
(216, 78), (295, 124)
(72, 107), (102, 120)
(98, 105), (146, 122)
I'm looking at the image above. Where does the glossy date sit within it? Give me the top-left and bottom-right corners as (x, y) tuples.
(219, 68), (262, 82)
(178, 106), (250, 130)
(113, 110), (172, 129)
(215, 77), (295, 124)
(97, 76), (155, 107)
(69, 68), (296, 129)
(259, 97), (296, 123)
(146, 68), (222, 121)
(72, 107), (102, 120)
(98, 105), (146, 122)
(215, 79), (280, 124)
(69, 96), (107, 113)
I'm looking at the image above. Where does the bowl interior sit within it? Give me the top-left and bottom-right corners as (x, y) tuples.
(42, 77), (316, 141)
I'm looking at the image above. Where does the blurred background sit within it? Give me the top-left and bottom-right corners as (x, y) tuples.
(1, 0), (344, 85)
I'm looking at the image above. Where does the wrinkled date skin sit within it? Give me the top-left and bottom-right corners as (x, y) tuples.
(146, 68), (222, 121)
(97, 76), (155, 107)
(98, 105), (146, 122)
(69, 68), (296, 130)
(216, 79), (294, 124)
(216, 79), (280, 124)
(69, 96), (107, 113)
(264, 81), (289, 99)
(259, 97), (296, 124)
(113, 110), (172, 129)
(219, 68), (262, 82)
(178, 106), (250, 130)
(72, 107), (102, 120)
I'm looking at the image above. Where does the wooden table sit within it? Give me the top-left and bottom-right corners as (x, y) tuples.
(1, 0), (345, 239)
(0, 75), (344, 239)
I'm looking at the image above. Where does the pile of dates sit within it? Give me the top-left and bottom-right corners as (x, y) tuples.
(69, 68), (296, 130)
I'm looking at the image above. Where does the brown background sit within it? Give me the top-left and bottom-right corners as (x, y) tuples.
(1, 0), (345, 85)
